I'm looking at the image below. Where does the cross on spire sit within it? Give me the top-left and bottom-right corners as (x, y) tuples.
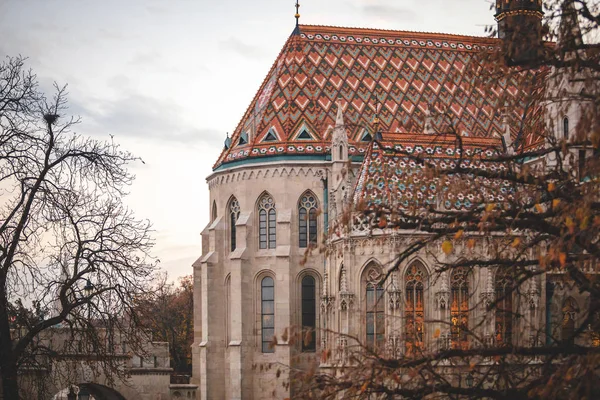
(295, 1), (300, 27)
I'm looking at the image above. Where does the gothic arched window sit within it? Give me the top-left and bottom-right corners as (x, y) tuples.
(562, 297), (578, 346)
(405, 262), (427, 355)
(261, 276), (275, 353)
(229, 197), (240, 252)
(365, 267), (385, 350)
(258, 194), (276, 249)
(495, 270), (514, 345)
(301, 275), (316, 352)
(450, 268), (470, 349)
(212, 201), (217, 222)
(563, 117), (569, 140)
(299, 192), (318, 248)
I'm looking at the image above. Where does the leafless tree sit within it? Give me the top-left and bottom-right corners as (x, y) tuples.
(0, 56), (158, 399)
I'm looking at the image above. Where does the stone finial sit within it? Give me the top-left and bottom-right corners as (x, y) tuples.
(335, 98), (345, 127)
(340, 266), (348, 293)
(440, 271), (449, 292)
(486, 268), (494, 293)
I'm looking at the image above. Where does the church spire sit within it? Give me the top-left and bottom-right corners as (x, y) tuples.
(558, 0), (583, 57)
(292, 0), (301, 35)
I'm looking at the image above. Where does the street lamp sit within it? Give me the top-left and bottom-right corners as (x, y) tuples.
(83, 279), (93, 321)
(83, 279), (93, 297)
(466, 372), (474, 388)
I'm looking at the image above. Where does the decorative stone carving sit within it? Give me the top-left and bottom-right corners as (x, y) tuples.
(336, 336), (348, 364)
(480, 267), (495, 309)
(386, 334), (402, 359)
(435, 271), (449, 310)
(339, 266), (354, 311)
(387, 272), (402, 312)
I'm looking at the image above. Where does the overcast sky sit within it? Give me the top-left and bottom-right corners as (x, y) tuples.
(0, 0), (496, 280)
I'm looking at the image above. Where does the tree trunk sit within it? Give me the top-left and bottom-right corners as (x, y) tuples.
(1, 362), (19, 400)
(0, 293), (19, 399)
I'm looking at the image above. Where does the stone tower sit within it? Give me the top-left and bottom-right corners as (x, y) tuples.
(495, 0), (544, 64)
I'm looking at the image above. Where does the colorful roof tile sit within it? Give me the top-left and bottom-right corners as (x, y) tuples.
(214, 25), (546, 169)
(353, 135), (512, 212)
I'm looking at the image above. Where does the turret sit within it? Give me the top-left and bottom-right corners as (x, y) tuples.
(495, 0), (544, 65)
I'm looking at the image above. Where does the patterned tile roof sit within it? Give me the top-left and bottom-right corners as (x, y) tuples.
(353, 135), (512, 211)
(214, 25), (546, 169)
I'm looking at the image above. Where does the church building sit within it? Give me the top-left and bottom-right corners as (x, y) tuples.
(191, 1), (594, 398)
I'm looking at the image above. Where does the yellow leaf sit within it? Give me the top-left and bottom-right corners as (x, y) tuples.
(552, 199), (561, 209)
(360, 382), (369, 393)
(485, 203), (496, 212)
(559, 252), (567, 267)
(467, 239), (476, 249)
(442, 240), (453, 255)
(580, 216), (590, 230)
(548, 182), (556, 192)
(434, 328), (441, 338)
(378, 216), (388, 229)
(454, 230), (464, 239)
(535, 204), (544, 213)
(511, 237), (521, 248)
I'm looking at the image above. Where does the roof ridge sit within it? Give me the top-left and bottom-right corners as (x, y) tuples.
(298, 24), (499, 43)
(213, 30), (300, 169)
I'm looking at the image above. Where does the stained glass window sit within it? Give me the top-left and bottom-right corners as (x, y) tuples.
(450, 268), (470, 350)
(495, 270), (514, 345)
(366, 269), (385, 350)
(562, 297), (578, 346)
(405, 263), (427, 355)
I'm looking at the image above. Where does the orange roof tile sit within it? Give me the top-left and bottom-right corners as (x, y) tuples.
(214, 25), (546, 169)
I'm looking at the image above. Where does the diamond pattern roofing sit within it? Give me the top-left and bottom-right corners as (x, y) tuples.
(214, 25), (546, 169)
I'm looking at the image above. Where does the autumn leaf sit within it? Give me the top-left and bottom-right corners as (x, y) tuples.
(454, 230), (464, 239)
(552, 198), (561, 209)
(360, 382), (369, 393)
(485, 203), (496, 212)
(559, 252), (567, 267)
(434, 328), (441, 338)
(442, 240), (453, 255)
(511, 237), (521, 248)
(535, 203), (544, 213)
(378, 216), (388, 229)
(566, 217), (576, 234)
(467, 239), (476, 249)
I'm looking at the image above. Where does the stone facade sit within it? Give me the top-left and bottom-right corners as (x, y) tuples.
(192, 4), (596, 399)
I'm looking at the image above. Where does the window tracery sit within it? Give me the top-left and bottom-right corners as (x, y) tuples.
(365, 266), (385, 350)
(229, 198), (240, 252)
(298, 192), (318, 248)
(562, 297), (578, 346)
(258, 194), (276, 249)
(405, 263), (427, 355)
(495, 270), (514, 345)
(450, 268), (470, 349)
